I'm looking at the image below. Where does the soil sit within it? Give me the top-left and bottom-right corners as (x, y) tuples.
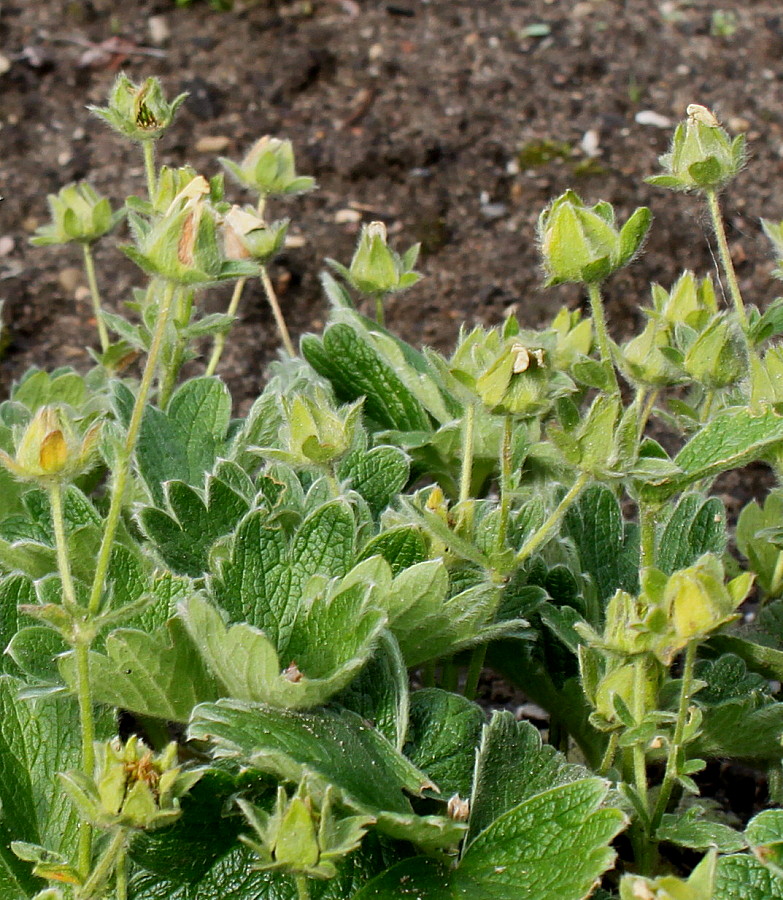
(4, 0), (783, 411)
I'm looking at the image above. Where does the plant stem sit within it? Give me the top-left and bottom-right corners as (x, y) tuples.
(115, 850), (127, 900)
(598, 731), (619, 777)
(587, 282), (620, 394)
(496, 414), (513, 553)
(515, 471), (589, 566)
(206, 277), (246, 376)
(78, 827), (127, 900)
(456, 402), (476, 533)
(650, 641), (698, 833)
(142, 140), (157, 200)
(373, 292), (385, 327)
(158, 287), (192, 409)
(82, 243), (110, 353)
(464, 644), (487, 701)
(260, 265), (296, 357)
(87, 279), (177, 618)
(705, 189), (748, 332)
(638, 388), (658, 441)
(50, 482), (77, 609)
(639, 501), (658, 570)
(294, 873), (311, 900)
(441, 657), (459, 693)
(632, 656), (651, 821)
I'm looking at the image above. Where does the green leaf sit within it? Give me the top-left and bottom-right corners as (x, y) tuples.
(188, 701), (440, 832)
(694, 654), (769, 706)
(352, 857), (452, 900)
(129, 845), (297, 900)
(690, 697), (783, 761)
(641, 406), (783, 502)
(357, 526), (427, 576)
(133, 377), (232, 505)
(0, 574), (36, 676)
(657, 493), (726, 575)
(745, 809), (783, 877)
(404, 689), (485, 800)
(301, 324), (431, 432)
(59, 618), (220, 721)
(139, 474), (251, 577)
(715, 854), (783, 899)
(564, 484), (639, 604)
(339, 445), (409, 516)
(336, 630), (409, 751)
(708, 633), (783, 683)
(467, 711), (589, 845)
(657, 807), (747, 853)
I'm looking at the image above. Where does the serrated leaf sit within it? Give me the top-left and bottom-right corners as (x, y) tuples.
(657, 808), (747, 853)
(404, 689), (485, 800)
(715, 853), (783, 899)
(690, 697), (783, 761)
(188, 700), (433, 817)
(0, 574), (36, 676)
(564, 484), (639, 605)
(467, 711), (589, 845)
(301, 324), (431, 432)
(694, 654), (769, 705)
(657, 493), (726, 575)
(340, 445), (409, 516)
(59, 618), (220, 721)
(641, 406), (783, 502)
(357, 526), (427, 576)
(336, 631), (409, 751)
(133, 377), (232, 505)
(139, 475), (251, 577)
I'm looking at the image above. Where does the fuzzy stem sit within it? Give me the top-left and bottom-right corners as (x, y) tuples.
(516, 472), (589, 566)
(115, 850), (127, 900)
(78, 827), (127, 900)
(587, 282), (620, 394)
(294, 874), (311, 900)
(260, 266), (296, 357)
(82, 243), (110, 353)
(632, 656), (651, 819)
(206, 277), (246, 376)
(373, 292), (385, 327)
(650, 641), (698, 833)
(158, 287), (192, 409)
(87, 280), (177, 617)
(638, 388), (658, 441)
(142, 141), (157, 200)
(456, 402), (476, 533)
(50, 482), (77, 609)
(639, 502), (658, 570)
(598, 731), (619, 777)
(705, 189), (748, 331)
(496, 414), (513, 553)
(464, 644), (487, 701)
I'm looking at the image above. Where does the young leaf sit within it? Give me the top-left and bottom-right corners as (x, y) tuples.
(657, 807), (747, 853)
(715, 854), (783, 899)
(657, 493), (726, 575)
(339, 445), (409, 516)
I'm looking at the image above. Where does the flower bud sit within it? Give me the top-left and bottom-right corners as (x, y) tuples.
(647, 103), (746, 193)
(30, 182), (124, 247)
(90, 73), (188, 143)
(654, 271), (717, 329)
(239, 782), (373, 880)
(0, 406), (100, 484)
(123, 178), (257, 286)
(538, 190), (651, 286)
(550, 307), (593, 368)
(59, 736), (202, 832)
(223, 205), (289, 264)
(682, 313), (746, 388)
(476, 338), (569, 417)
(339, 221), (422, 296)
(220, 136), (316, 197)
(622, 320), (683, 388)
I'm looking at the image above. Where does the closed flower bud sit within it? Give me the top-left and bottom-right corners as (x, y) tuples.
(622, 320), (684, 387)
(682, 312), (746, 388)
(223, 205), (288, 264)
(220, 136), (316, 197)
(89, 73), (187, 143)
(335, 221), (422, 296)
(647, 103), (746, 193)
(0, 406), (101, 484)
(538, 190), (651, 286)
(31, 182), (124, 247)
(238, 782), (373, 880)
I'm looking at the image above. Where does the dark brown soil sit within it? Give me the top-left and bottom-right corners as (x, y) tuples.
(4, 0), (783, 413)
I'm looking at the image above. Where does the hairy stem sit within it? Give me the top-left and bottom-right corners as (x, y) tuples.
(373, 292), (385, 327)
(142, 140), (157, 200)
(294, 873), (311, 900)
(598, 731), (619, 777)
(496, 414), (513, 553)
(82, 243), (109, 353)
(464, 644), (487, 701)
(115, 850), (127, 900)
(78, 827), (127, 900)
(261, 266), (295, 357)
(516, 472), (589, 566)
(650, 641), (698, 833)
(587, 282), (620, 394)
(88, 279), (177, 617)
(206, 277), (246, 376)
(158, 287), (192, 409)
(705, 189), (748, 331)
(456, 402), (476, 533)
(639, 502), (658, 570)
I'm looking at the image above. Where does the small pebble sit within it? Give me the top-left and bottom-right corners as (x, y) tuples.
(635, 110), (672, 128)
(368, 42), (383, 61)
(74, 285), (92, 304)
(0, 54), (11, 76)
(481, 202), (508, 220)
(334, 208), (362, 224)
(195, 135), (231, 153)
(0, 236), (14, 256)
(728, 116), (750, 132)
(580, 128), (600, 157)
(58, 267), (84, 293)
(57, 151), (72, 167)
(148, 15), (170, 46)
